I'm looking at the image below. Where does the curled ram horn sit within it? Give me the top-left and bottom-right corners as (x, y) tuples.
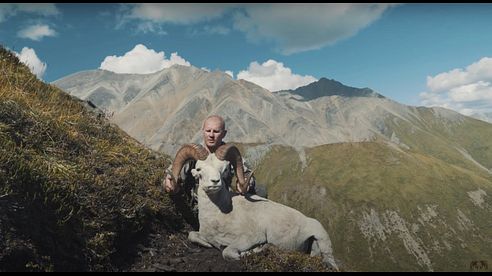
(171, 144), (209, 182)
(215, 143), (251, 194)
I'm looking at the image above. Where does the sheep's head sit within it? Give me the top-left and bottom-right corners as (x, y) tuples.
(171, 144), (209, 183)
(171, 143), (249, 194)
(192, 154), (229, 194)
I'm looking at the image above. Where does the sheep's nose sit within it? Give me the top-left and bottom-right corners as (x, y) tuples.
(211, 179), (220, 184)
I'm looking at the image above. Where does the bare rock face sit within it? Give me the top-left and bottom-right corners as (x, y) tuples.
(53, 65), (468, 157)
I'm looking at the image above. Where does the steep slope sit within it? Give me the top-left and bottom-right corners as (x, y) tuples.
(53, 57), (492, 272)
(242, 102), (492, 271)
(251, 142), (492, 272)
(54, 67), (428, 157)
(0, 47), (332, 272)
(0, 47), (180, 271)
(56, 66), (492, 167)
(55, 67), (291, 155)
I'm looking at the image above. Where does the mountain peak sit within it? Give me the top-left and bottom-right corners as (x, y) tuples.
(286, 77), (384, 101)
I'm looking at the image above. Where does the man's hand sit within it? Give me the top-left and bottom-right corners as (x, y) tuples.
(236, 179), (247, 195)
(164, 174), (179, 194)
(236, 183), (245, 195)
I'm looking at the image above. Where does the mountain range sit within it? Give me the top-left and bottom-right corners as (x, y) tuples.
(54, 66), (448, 156)
(53, 65), (492, 271)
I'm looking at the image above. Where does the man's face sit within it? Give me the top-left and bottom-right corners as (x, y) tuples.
(202, 118), (226, 148)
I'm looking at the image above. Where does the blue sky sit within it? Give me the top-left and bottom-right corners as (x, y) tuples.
(2, 3), (492, 118)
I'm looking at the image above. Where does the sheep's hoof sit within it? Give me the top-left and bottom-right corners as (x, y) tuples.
(222, 246), (241, 261)
(188, 231), (213, 248)
(240, 243), (269, 257)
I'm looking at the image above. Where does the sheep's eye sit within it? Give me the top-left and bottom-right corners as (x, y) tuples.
(196, 168), (201, 172)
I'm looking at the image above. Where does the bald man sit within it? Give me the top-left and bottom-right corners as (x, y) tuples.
(164, 115), (257, 213)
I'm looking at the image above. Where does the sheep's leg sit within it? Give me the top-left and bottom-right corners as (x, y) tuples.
(310, 238), (321, 256)
(310, 238), (338, 270)
(310, 239), (336, 268)
(188, 231), (213, 248)
(304, 219), (338, 270)
(222, 236), (255, 261)
(239, 243), (269, 258)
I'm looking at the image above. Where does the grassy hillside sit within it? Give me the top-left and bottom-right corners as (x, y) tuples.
(254, 142), (492, 271)
(0, 47), (189, 271)
(386, 108), (492, 176)
(0, 47), (333, 272)
(415, 107), (492, 170)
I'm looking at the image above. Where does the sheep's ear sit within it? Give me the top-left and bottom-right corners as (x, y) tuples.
(191, 168), (200, 178)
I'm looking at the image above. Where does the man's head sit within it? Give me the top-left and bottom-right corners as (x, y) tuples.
(202, 115), (227, 152)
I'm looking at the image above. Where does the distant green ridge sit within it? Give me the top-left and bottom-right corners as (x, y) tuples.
(251, 138), (492, 271)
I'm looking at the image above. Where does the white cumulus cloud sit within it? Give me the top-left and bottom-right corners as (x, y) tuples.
(17, 24), (57, 41)
(237, 59), (317, 91)
(99, 44), (191, 74)
(420, 57), (492, 119)
(426, 57), (492, 93)
(14, 47), (47, 78)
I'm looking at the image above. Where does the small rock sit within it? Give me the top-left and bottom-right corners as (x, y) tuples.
(153, 264), (176, 272)
(137, 245), (156, 252)
(168, 257), (185, 265)
(187, 247), (202, 254)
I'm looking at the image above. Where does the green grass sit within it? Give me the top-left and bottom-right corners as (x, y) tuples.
(389, 108), (492, 176)
(251, 141), (492, 271)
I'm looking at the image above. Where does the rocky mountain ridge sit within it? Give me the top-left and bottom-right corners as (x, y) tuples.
(54, 65), (469, 158)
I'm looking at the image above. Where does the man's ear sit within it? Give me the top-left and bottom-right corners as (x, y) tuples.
(222, 129), (227, 139)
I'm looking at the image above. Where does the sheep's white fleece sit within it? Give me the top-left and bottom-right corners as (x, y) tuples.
(188, 154), (338, 270)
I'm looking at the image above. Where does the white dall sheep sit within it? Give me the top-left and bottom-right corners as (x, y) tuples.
(170, 143), (338, 270)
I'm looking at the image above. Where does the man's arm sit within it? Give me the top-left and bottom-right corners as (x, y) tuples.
(164, 161), (194, 194)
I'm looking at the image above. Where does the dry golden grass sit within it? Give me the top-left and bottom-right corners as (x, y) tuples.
(0, 46), (340, 272)
(0, 46), (180, 271)
(241, 244), (338, 272)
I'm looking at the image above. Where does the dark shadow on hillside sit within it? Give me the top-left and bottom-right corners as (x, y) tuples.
(0, 193), (89, 272)
(169, 193), (199, 231)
